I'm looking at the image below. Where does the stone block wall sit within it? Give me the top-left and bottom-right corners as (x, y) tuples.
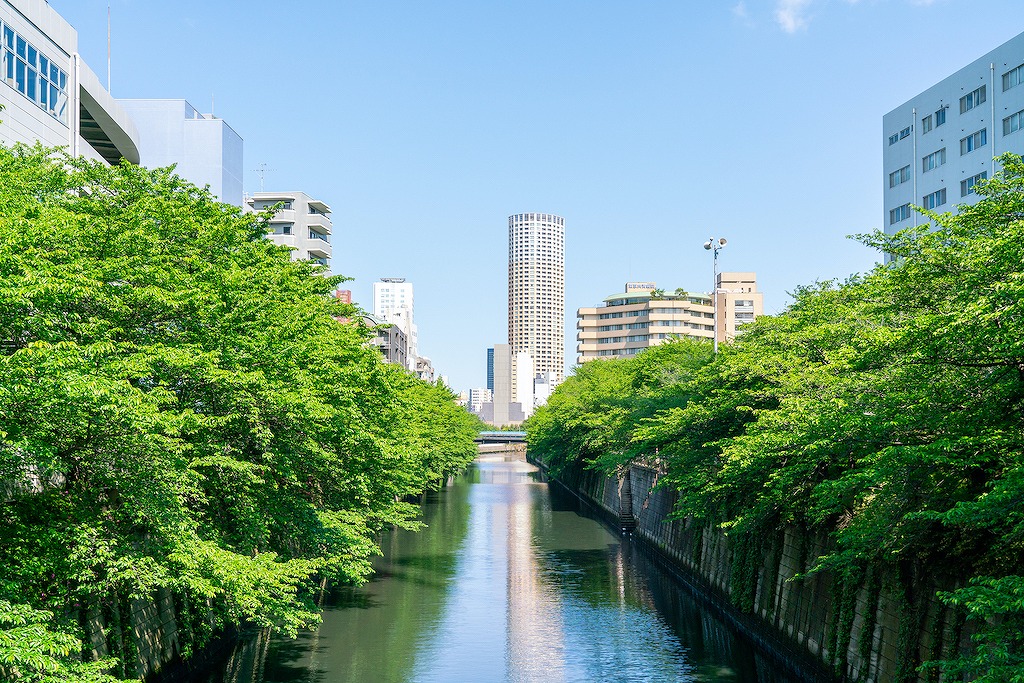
(83, 587), (197, 680)
(549, 461), (969, 683)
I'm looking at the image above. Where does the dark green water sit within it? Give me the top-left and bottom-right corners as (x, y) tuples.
(203, 451), (803, 683)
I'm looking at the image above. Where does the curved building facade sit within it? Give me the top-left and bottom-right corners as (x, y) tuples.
(1, 0), (139, 165)
(508, 212), (565, 382)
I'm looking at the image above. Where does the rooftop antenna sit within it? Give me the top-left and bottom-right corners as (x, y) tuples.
(211, 93), (215, 117)
(252, 163), (274, 192)
(106, 4), (111, 92)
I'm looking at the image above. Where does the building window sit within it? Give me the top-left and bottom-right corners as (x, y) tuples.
(888, 133), (899, 146)
(889, 165), (911, 188)
(935, 107), (946, 127)
(1003, 109), (1024, 136)
(960, 129), (987, 155)
(1003, 63), (1024, 91)
(899, 126), (912, 140)
(922, 188), (946, 210)
(961, 172), (987, 197)
(922, 148), (946, 172)
(960, 85), (986, 114)
(921, 114), (933, 134)
(1, 21), (69, 125)
(890, 203), (911, 225)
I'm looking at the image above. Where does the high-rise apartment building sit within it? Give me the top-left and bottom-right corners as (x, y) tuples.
(117, 99), (243, 206)
(884, 30), (1024, 237)
(508, 213), (565, 382)
(373, 278), (417, 371)
(244, 191), (332, 268)
(576, 275), (762, 363)
(1, 0), (139, 165)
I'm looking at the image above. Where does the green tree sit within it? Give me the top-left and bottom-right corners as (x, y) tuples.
(0, 144), (479, 677)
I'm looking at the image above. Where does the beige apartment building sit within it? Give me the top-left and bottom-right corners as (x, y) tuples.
(576, 274), (763, 363)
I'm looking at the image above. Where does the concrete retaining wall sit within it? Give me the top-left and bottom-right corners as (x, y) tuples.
(547, 461), (968, 683)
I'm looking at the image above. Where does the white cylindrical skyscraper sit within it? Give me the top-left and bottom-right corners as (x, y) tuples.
(508, 213), (565, 383)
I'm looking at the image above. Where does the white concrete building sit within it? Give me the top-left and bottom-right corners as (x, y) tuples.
(513, 352), (534, 419)
(117, 99), (243, 206)
(884, 30), (1024, 237)
(508, 213), (565, 383)
(1, 0), (139, 165)
(467, 387), (492, 414)
(533, 372), (557, 408)
(244, 191), (332, 269)
(373, 278), (417, 370)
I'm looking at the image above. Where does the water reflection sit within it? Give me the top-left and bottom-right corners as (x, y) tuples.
(201, 451), (800, 683)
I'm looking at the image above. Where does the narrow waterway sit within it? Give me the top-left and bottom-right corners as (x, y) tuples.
(203, 450), (802, 683)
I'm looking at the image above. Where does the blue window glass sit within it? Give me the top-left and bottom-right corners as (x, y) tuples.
(3, 50), (11, 80)
(26, 66), (35, 100)
(50, 63), (58, 82)
(3, 26), (12, 49)
(38, 54), (47, 76)
(26, 45), (35, 68)
(15, 36), (25, 59)
(15, 58), (25, 93)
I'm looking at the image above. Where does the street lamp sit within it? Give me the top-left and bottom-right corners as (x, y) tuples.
(703, 237), (727, 354)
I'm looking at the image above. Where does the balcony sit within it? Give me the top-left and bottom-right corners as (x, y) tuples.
(306, 215), (332, 233)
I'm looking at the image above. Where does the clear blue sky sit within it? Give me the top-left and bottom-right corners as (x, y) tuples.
(50, 0), (1024, 392)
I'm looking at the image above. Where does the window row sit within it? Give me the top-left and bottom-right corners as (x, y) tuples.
(922, 188), (946, 211)
(922, 148), (946, 172)
(921, 106), (946, 134)
(961, 128), (987, 155)
(960, 85), (986, 114)
(1004, 109), (1024, 136)
(888, 125), (913, 146)
(889, 165), (911, 188)
(890, 203), (911, 225)
(2, 22), (69, 125)
(961, 172), (987, 197)
(1005, 63), (1024, 91)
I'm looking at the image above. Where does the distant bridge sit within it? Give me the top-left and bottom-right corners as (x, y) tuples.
(475, 431), (527, 444)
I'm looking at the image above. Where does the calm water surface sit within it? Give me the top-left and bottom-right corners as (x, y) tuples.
(205, 451), (802, 683)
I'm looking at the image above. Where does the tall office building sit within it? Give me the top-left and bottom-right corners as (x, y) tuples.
(884, 30), (1024, 237)
(1, 0), (139, 165)
(508, 213), (565, 382)
(244, 191), (332, 268)
(486, 347), (495, 391)
(373, 278), (417, 370)
(117, 99), (243, 206)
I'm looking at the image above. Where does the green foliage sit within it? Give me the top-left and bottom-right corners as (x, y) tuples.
(0, 600), (119, 682)
(0, 144), (478, 675)
(528, 154), (1024, 678)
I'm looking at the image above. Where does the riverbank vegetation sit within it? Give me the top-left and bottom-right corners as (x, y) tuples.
(0, 144), (481, 681)
(529, 154), (1024, 681)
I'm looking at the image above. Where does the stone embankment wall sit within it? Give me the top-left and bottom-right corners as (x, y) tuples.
(546, 461), (969, 683)
(82, 587), (183, 679)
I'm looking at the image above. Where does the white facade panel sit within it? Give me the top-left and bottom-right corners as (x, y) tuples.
(883, 31), (1024, 236)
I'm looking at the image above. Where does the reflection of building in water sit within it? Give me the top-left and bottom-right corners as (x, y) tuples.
(506, 471), (566, 681)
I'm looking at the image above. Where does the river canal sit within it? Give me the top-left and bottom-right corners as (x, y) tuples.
(203, 450), (802, 682)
